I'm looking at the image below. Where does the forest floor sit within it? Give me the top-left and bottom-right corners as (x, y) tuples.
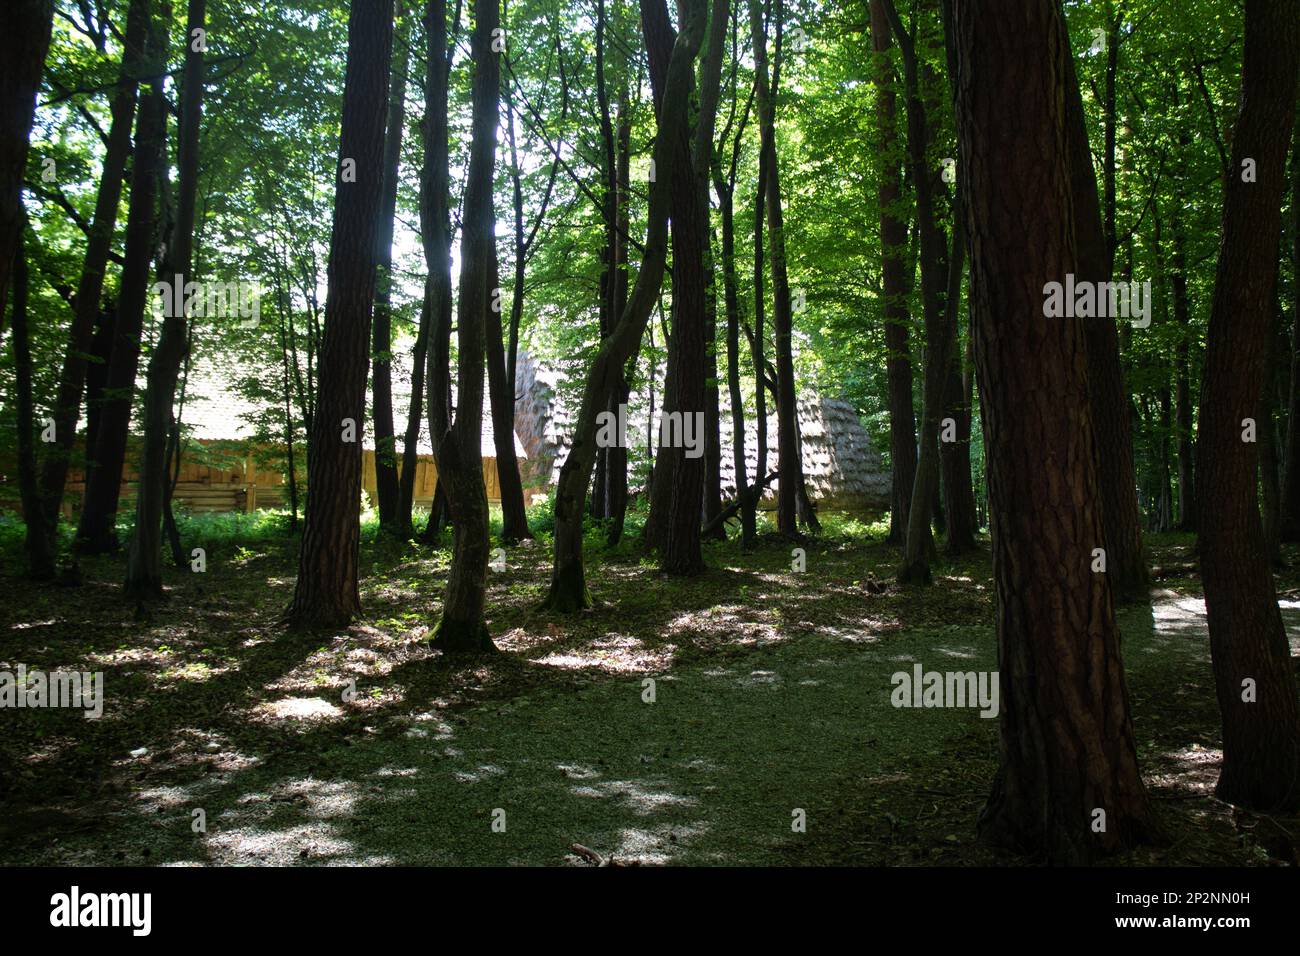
(2, 510), (1299, 867)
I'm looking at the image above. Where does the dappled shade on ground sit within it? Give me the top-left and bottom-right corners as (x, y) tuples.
(1, 520), (1295, 865)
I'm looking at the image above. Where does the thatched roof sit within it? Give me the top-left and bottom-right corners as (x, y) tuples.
(512, 350), (890, 514)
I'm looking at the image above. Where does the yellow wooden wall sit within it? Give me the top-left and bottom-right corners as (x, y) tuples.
(45, 440), (507, 517)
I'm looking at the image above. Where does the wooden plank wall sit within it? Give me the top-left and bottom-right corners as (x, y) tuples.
(39, 440), (509, 517)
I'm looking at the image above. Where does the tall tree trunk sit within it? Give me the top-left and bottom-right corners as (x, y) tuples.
(886, 0), (954, 584)
(1062, 34), (1148, 600)
(41, 0), (149, 562)
(591, 7), (616, 526)
(642, 0), (689, 561)
(0, 0), (53, 330)
(698, 0), (728, 540)
(421, 0), (456, 545)
(937, 0), (974, 555)
(703, 263), (724, 538)
(870, 0), (916, 546)
(1171, 206), (1197, 531)
(715, 160), (753, 548)
(542, 0), (704, 610)
(427, 0), (497, 651)
(1196, 0), (1300, 812)
(953, 0), (1156, 863)
(1280, 124), (1300, 540)
(414, 0), (456, 542)
(283, 0), (393, 626)
(750, 0), (801, 538)
(77, 24), (169, 555)
(126, 0), (202, 599)
(1259, 312), (1283, 564)
(605, 92), (633, 547)
(482, 7), (530, 545)
(372, 9), (411, 534)
(644, 0), (721, 575)
(11, 226), (55, 578)
(486, 246), (531, 542)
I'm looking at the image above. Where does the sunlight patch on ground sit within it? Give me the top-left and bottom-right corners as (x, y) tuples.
(256, 696), (343, 721)
(403, 711), (456, 739)
(557, 763), (602, 780)
(157, 661), (226, 684)
(372, 765), (419, 778)
(7, 618), (59, 630)
(134, 784), (201, 809)
(452, 764), (505, 783)
(533, 637), (675, 673)
(1152, 595), (1209, 633)
(1152, 593), (1300, 655)
(568, 778), (700, 816)
(817, 624), (886, 643)
(202, 822), (377, 865)
(596, 821), (710, 864)
(1147, 743), (1222, 796)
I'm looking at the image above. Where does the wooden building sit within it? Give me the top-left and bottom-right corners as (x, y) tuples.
(3, 355), (527, 519)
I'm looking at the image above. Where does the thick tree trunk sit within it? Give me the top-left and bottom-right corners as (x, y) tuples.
(1195, 0), (1300, 812)
(483, 11), (537, 548)
(284, 0), (393, 627)
(542, 0), (703, 610)
(421, 0), (455, 544)
(0, 0), (53, 328)
(1280, 125), (1300, 540)
(1258, 321), (1283, 565)
(372, 11), (410, 534)
(125, 0), (195, 600)
(1062, 39), (1148, 600)
(77, 27), (170, 555)
(40, 0), (149, 560)
(126, 0), (200, 596)
(953, 0), (1156, 863)
(643, 0), (721, 575)
(427, 0), (497, 652)
(870, 0), (916, 546)
(644, 2), (695, 568)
